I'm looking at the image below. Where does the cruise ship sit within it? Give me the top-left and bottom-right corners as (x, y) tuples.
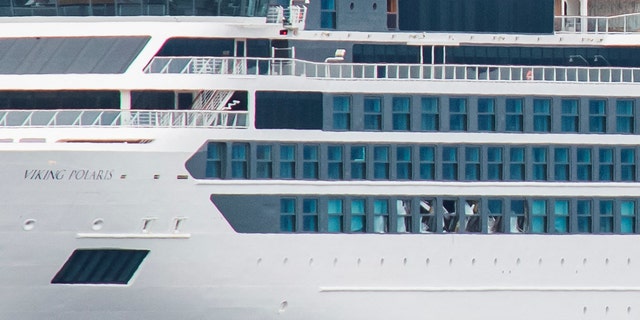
(3, 0), (640, 318)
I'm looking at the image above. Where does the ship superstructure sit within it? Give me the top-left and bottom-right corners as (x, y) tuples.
(3, 0), (640, 319)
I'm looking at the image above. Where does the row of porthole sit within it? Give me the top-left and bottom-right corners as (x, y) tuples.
(256, 257), (633, 267)
(583, 306), (632, 315)
(349, 2), (379, 10)
(22, 217), (187, 232)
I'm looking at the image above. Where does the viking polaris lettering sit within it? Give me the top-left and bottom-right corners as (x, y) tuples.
(24, 169), (66, 180)
(68, 169), (113, 180)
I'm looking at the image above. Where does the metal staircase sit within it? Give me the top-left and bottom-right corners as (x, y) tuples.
(191, 90), (235, 110)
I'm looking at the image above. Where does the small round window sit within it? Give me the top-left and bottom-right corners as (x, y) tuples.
(372, 2), (377, 10)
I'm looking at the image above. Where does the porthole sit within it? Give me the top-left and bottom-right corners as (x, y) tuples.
(91, 218), (104, 231)
(23, 219), (36, 231)
(372, 2), (377, 10)
(350, 2), (354, 10)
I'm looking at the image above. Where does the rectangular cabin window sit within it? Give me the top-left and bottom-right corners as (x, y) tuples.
(532, 147), (548, 181)
(373, 146), (390, 179)
(621, 200), (636, 234)
(505, 98), (524, 132)
(599, 148), (614, 181)
(350, 146), (367, 179)
(599, 200), (614, 233)
(396, 199), (412, 233)
(327, 146), (344, 179)
(419, 199), (436, 233)
(280, 198), (296, 232)
(231, 143), (248, 179)
(616, 100), (634, 133)
(531, 200), (547, 233)
(419, 146), (435, 180)
(509, 147), (525, 181)
(364, 97), (383, 131)
(488, 199), (503, 233)
(442, 200), (458, 233)
(350, 199), (366, 233)
(421, 97), (439, 131)
(392, 97), (411, 131)
(509, 199), (526, 233)
(464, 200), (481, 233)
(533, 99), (551, 132)
(442, 146), (458, 181)
(554, 147), (570, 181)
(449, 98), (467, 131)
(387, 0), (398, 30)
(577, 200), (592, 233)
(487, 147), (503, 181)
(561, 99), (579, 132)
(333, 96), (351, 130)
(256, 145), (273, 179)
(373, 199), (389, 233)
(206, 142), (225, 178)
(279, 145), (296, 179)
(553, 200), (569, 233)
(589, 100), (607, 133)
(577, 148), (592, 181)
(621, 148), (636, 181)
(327, 199), (344, 232)
(477, 98), (495, 131)
(465, 147), (480, 181)
(396, 146), (412, 180)
(303, 145), (319, 179)
(321, 0), (337, 29)
(302, 199), (318, 232)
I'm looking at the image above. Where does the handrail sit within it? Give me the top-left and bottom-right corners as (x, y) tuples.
(554, 13), (640, 33)
(144, 56), (640, 84)
(0, 109), (249, 128)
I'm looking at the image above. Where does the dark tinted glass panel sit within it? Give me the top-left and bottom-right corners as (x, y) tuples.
(51, 249), (149, 284)
(255, 92), (323, 129)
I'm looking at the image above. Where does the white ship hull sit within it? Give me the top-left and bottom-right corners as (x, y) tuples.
(0, 127), (636, 319)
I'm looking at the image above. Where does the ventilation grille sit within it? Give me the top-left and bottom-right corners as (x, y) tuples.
(51, 249), (149, 285)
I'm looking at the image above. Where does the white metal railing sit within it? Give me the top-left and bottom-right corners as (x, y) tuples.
(144, 56), (640, 84)
(0, 109), (249, 128)
(555, 13), (640, 33)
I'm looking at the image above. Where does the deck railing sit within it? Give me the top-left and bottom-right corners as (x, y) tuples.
(0, 109), (248, 128)
(144, 56), (640, 84)
(555, 13), (640, 33)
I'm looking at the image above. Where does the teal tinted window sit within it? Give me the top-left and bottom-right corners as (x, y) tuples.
(616, 100), (634, 133)
(327, 146), (343, 179)
(350, 199), (366, 232)
(351, 146), (367, 179)
(533, 99), (551, 132)
(419, 146), (435, 180)
(589, 100), (606, 133)
(332, 96), (351, 130)
(364, 97), (382, 130)
(621, 148), (636, 181)
(561, 99), (579, 132)
(392, 97), (411, 131)
(509, 147), (525, 181)
(280, 198), (296, 232)
(396, 146), (412, 180)
(231, 143), (248, 179)
(487, 147), (503, 180)
(505, 98), (523, 132)
(442, 146), (458, 180)
(328, 199), (343, 232)
(554, 147), (570, 181)
(477, 98), (495, 131)
(421, 97), (439, 131)
(449, 98), (467, 131)
(279, 145), (296, 179)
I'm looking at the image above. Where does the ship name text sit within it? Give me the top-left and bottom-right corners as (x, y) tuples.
(24, 169), (114, 181)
